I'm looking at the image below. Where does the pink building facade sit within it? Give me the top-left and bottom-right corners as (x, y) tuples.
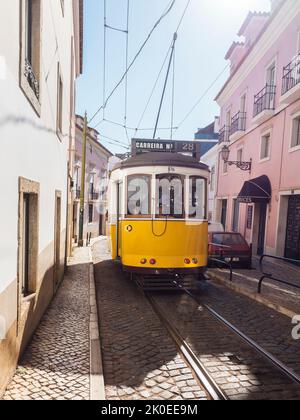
(73, 115), (113, 242)
(215, 0), (300, 259)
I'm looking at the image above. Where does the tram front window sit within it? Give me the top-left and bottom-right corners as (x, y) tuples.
(156, 174), (184, 218)
(189, 176), (206, 219)
(127, 175), (151, 217)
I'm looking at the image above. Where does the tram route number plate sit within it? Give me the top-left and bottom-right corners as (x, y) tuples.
(132, 139), (201, 157)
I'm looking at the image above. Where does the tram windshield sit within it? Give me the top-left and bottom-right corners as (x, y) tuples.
(156, 174), (184, 219)
(127, 175), (151, 217)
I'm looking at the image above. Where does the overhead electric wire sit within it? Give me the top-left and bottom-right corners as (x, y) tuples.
(89, 0), (176, 125)
(135, 43), (173, 134)
(124, 0), (131, 145)
(170, 41), (176, 140)
(153, 32), (177, 139)
(175, 63), (230, 131)
(102, 0), (107, 120)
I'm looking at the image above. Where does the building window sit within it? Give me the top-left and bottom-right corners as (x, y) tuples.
(20, 0), (41, 111)
(223, 159), (228, 174)
(89, 204), (94, 223)
(210, 166), (215, 192)
(57, 66), (63, 135)
(260, 133), (271, 160)
(18, 178), (39, 300)
(237, 148), (243, 162)
(291, 117), (300, 148)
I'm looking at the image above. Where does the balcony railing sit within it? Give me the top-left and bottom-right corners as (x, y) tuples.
(219, 125), (230, 143)
(282, 54), (300, 96)
(253, 84), (276, 118)
(89, 192), (99, 201)
(24, 58), (40, 100)
(230, 112), (246, 137)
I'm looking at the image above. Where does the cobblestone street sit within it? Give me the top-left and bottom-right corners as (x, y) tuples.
(93, 239), (208, 401)
(2, 248), (91, 401)
(94, 238), (300, 401)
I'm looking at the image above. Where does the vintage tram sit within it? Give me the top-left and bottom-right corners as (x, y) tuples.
(108, 140), (210, 288)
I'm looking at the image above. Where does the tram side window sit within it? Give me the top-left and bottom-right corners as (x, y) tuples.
(127, 175), (151, 217)
(189, 176), (207, 219)
(156, 174), (184, 219)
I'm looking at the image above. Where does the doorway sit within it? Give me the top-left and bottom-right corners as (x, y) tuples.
(285, 195), (300, 260)
(54, 191), (62, 290)
(257, 203), (267, 256)
(221, 199), (227, 230)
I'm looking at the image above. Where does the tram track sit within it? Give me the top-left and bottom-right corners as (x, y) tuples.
(140, 278), (300, 400)
(175, 282), (300, 388)
(146, 293), (228, 400)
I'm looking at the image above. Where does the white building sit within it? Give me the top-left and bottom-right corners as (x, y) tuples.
(0, 0), (83, 395)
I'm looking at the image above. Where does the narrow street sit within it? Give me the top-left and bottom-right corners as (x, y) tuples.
(3, 249), (91, 401)
(1, 0), (300, 404)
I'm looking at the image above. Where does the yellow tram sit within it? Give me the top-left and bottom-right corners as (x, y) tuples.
(108, 143), (210, 287)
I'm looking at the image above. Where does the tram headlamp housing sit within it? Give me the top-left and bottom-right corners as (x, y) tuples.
(149, 259), (156, 265)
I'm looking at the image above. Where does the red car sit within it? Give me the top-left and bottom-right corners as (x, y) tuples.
(208, 232), (252, 269)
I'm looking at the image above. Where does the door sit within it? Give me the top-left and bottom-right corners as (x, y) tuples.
(22, 194), (30, 295)
(232, 199), (240, 232)
(285, 195), (300, 260)
(54, 193), (62, 289)
(221, 200), (227, 230)
(116, 182), (123, 258)
(257, 203), (267, 256)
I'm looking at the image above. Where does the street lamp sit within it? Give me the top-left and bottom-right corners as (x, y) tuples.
(221, 145), (252, 172)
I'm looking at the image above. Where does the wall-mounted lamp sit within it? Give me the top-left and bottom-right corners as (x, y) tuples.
(221, 145), (252, 172)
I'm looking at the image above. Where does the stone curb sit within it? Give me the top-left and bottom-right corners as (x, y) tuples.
(88, 247), (106, 401)
(209, 272), (297, 320)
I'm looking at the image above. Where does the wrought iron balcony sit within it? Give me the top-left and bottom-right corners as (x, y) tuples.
(230, 112), (246, 137)
(219, 125), (230, 143)
(89, 192), (99, 201)
(282, 54), (300, 96)
(24, 58), (40, 100)
(253, 84), (276, 118)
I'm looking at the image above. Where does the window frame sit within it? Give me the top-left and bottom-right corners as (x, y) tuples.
(260, 131), (271, 161)
(20, 0), (42, 115)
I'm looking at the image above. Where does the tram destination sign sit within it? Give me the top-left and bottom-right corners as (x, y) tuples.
(132, 139), (201, 159)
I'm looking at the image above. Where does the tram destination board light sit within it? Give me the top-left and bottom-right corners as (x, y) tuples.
(132, 139), (201, 161)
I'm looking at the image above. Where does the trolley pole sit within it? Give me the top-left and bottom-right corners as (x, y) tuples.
(78, 112), (88, 247)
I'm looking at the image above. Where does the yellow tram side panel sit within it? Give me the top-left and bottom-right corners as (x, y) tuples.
(114, 220), (208, 269)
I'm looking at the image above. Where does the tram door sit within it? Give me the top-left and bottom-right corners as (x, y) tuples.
(116, 182), (123, 258)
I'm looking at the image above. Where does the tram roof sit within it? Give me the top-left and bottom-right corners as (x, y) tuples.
(112, 152), (209, 171)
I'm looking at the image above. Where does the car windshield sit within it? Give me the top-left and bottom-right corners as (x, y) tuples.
(212, 233), (247, 247)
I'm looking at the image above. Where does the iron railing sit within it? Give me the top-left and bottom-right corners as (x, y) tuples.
(253, 84), (276, 117)
(258, 254), (300, 294)
(282, 55), (300, 95)
(230, 112), (246, 137)
(24, 58), (40, 100)
(219, 125), (230, 143)
(89, 191), (99, 201)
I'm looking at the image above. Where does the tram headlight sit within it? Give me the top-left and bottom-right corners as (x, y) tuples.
(149, 259), (156, 265)
(184, 258), (191, 265)
(192, 258), (198, 264)
(140, 258), (147, 265)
